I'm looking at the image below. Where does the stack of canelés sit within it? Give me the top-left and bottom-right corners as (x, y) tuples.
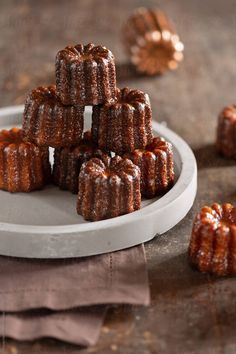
(0, 42), (175, 221)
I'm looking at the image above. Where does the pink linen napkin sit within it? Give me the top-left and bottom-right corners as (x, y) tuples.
(0, 244), (150, 346)
(0, 308), (105, 346)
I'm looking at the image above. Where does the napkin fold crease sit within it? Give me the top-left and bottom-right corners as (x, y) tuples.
(0, 244), (149, 346)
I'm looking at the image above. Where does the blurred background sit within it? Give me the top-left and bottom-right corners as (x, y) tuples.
(1, 0), (236, 150)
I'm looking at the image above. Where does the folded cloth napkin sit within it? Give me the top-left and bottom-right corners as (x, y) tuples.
(0, 244), (150, 346)
(1, 308), (105, 346)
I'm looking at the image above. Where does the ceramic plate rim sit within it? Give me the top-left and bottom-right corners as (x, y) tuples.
(0, 105), (197, 235)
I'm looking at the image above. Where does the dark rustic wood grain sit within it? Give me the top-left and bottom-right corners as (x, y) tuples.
(0, 0), (236, 353)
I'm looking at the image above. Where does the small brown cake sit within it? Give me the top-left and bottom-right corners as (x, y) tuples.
(77, 156), (141, 221)
(123, 8), (184, 75)
(124, 136), (174, 198)
(53, 131), (110, 194)
(189, 203), (236, 276)
(55, 43), (116, 105)
(92, 87), (153, 154)
(22, 85), (84, 148)
(0, 128), (51, 193)
(216, 105), (236, 159)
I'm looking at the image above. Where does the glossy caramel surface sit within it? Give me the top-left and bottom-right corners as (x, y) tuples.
(189, 203), (236, 276)
(77, 156), (141, 221)
(0, 128), (51, 192)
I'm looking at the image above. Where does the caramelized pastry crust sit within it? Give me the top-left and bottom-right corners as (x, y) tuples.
(189, 203), (236, 276)
(92, 87), (153, 154)
(123, 7), (184, 75)
(77, 156), (141, 221)
(0, 128), (51, 193)
(216, 105), (236, 159)
(22, 85), (84, 148)
(56, 43), (116, 105)
(53, 131), (110, 194)
(124, 136), (174, 198)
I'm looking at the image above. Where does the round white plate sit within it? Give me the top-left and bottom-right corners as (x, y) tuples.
(0, 106), (197, 258)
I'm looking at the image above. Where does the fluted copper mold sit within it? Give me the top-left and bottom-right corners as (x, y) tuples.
(53, 131), (110, 194)
(124, 136), (174, 198)
(55, 43), (117, 105)
(216, 105), (236, 159)
(189, 203), (236, 276)
(23, 85), (84, 148)
(77, 156), (141, 221)
(0, 128), (51, 193)
(123, 7), (184, 75)
(92, 87), (153, 155)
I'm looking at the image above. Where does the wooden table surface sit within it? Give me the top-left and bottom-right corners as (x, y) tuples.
(0, 0), (236, 353)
